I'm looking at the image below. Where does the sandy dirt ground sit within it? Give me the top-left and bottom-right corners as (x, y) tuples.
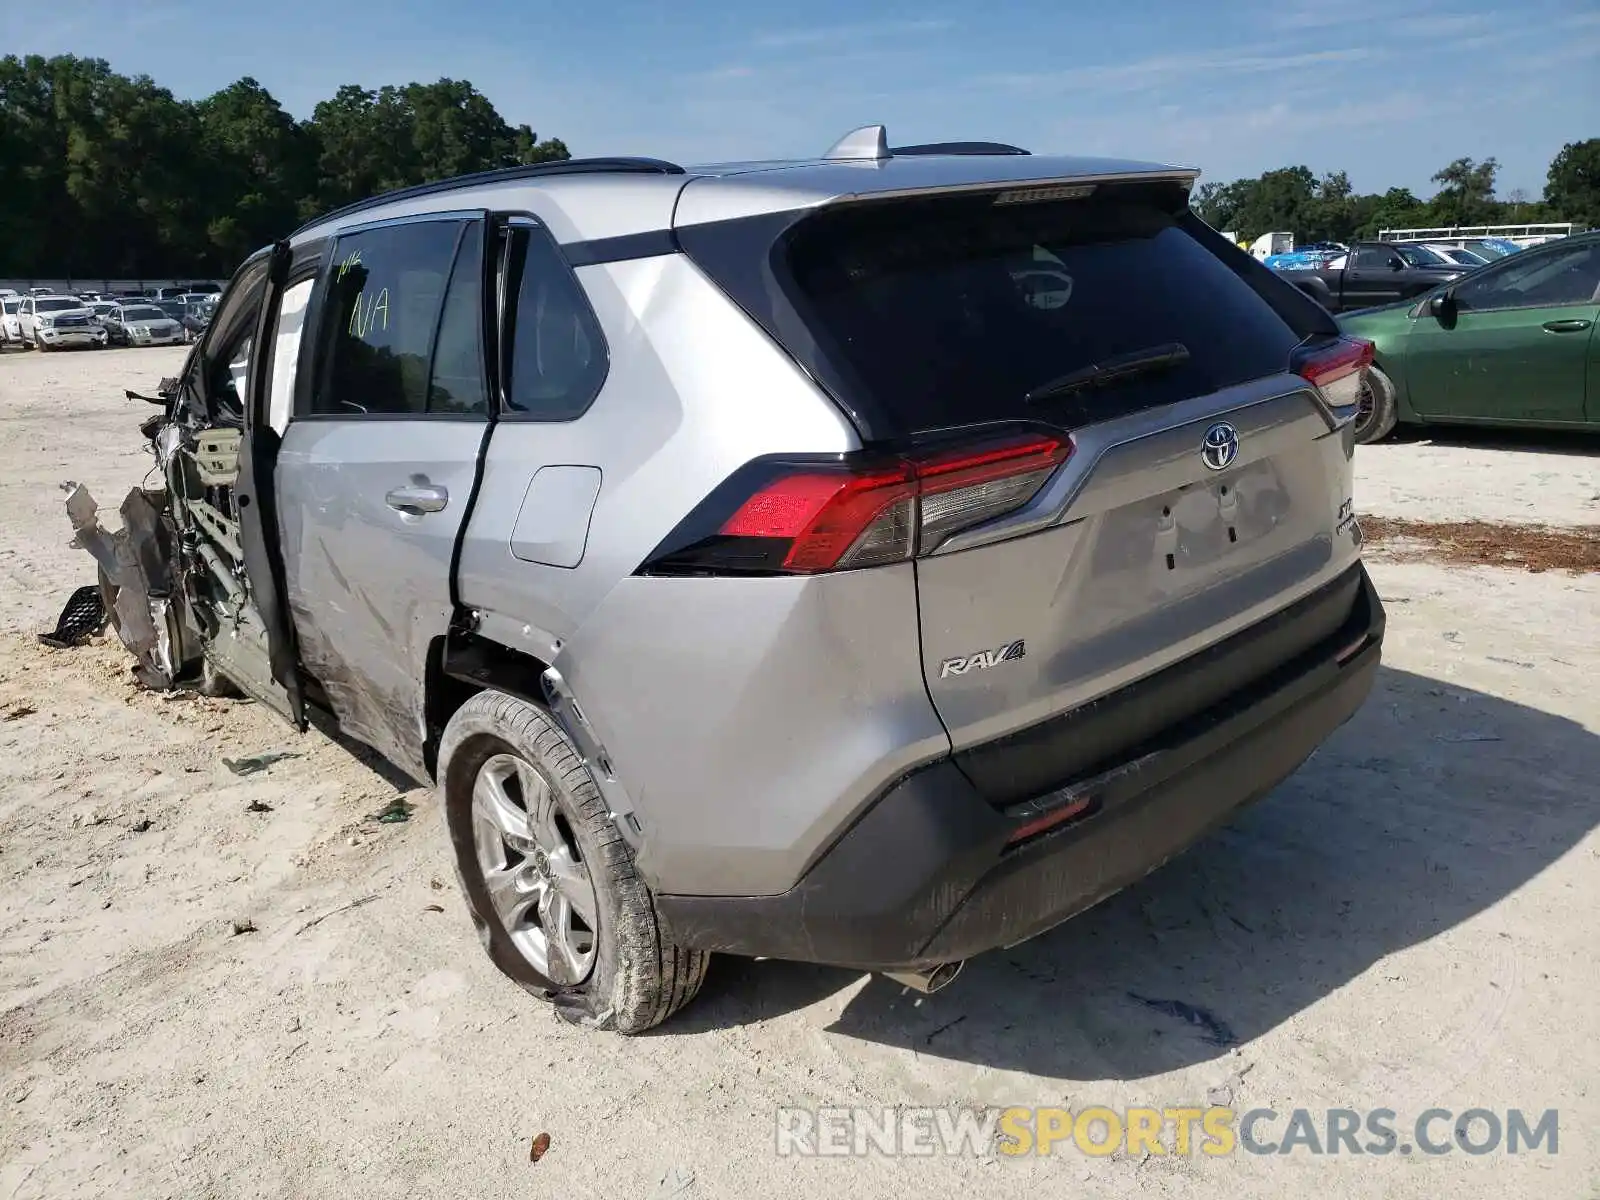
(1, 346), (1597, 1199)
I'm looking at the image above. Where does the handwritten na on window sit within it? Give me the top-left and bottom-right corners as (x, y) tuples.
(349, 288), (389, 337)
(337, 248), (390, 337)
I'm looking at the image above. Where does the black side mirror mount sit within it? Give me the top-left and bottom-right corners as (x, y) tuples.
(1388, 257), (1404, 271)
(1428, 291), (1457, 321)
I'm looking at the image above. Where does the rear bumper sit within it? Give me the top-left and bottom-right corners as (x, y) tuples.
(657, 563), (1385, 970)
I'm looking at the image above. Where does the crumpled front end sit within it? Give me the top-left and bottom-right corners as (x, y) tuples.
(61, 481), (197, 689)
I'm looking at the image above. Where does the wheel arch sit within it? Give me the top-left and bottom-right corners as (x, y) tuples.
(1370, 348), (1422, 426)
(426, 629), (553, 779)
(1291, 276), (1335, 308)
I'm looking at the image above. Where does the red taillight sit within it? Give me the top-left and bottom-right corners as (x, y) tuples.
(720, 466), (918, 572)
(649, 432), (1073, 576)
(916, 435), (1071, 554)
(1296, 336), (1373, 409)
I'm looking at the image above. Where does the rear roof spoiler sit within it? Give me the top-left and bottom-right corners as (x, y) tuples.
(822, 125), (1033, 161)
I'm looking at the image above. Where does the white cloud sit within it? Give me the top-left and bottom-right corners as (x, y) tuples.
(1267, 0), (1397, 29)
(978, 46), (1379, 95)
(751, 18), (955, 50)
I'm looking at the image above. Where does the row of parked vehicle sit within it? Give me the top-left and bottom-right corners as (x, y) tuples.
(1264, 237), (1524, 273)
(0, 287), (218, 352)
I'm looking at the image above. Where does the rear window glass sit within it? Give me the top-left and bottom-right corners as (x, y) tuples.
(772, 193), (1300, 434)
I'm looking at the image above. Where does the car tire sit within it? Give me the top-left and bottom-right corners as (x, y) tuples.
(1353, 363), (1398, 444)
(438, 689), (709, 1033)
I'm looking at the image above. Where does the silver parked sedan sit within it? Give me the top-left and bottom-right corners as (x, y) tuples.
(107, 303), (185, 346)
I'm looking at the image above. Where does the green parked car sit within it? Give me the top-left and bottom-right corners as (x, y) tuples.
(1338, 231), (1600, 443)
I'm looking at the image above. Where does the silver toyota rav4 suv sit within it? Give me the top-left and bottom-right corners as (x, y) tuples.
(68, 127), (1384, 1032)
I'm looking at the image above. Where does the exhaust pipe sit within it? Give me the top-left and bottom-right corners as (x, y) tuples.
(883, 961), (964, 994)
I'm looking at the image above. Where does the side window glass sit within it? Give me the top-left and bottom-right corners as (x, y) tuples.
(216, 334), (252, 416)
(1354, 247), (1385, 270)
(310, 219), (466, 417)
(502, 224), (608, 420)
(1455, 245), (1600, 311)
(268, 279), (314, 435)
(428, 222), (488, 416)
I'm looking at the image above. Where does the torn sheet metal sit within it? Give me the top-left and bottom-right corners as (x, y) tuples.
(62, 481), (189, 689)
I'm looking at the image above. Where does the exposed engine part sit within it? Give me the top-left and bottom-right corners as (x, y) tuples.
(196, 541), (244, 603)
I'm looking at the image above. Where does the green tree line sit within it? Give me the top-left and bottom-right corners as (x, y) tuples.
(1195, 140), (1600, 244)
(3, 54), (1595, 275)
(0, 54), (570, 277)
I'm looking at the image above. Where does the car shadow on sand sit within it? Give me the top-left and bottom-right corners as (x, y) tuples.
(1392, 424), (1598, 456)
(669, 665), (1600, 1079)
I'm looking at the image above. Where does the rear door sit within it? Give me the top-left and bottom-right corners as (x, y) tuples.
(275, 212), (492, 781)
(1406, 239), (1600, 424)
(758, 186), (1361, 800)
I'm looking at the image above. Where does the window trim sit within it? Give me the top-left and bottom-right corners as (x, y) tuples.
(259, 238), (333, 434)
(293, 210), (492, 423)
(493, 213), (612, 423)
(1448, 242), (1600, 316)
(420, 220), (494, 420)
(1354, 246), (1401, 271)
(196, 251), (273, 425)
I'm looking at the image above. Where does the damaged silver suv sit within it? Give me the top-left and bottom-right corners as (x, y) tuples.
(65, 127), (1385, 1032)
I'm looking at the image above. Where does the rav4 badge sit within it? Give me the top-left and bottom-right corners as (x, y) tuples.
(939, 639), (1026, 678)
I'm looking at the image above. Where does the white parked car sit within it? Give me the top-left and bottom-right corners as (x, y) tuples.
(1421, 243), (1491, 267)
(17, 295), (108, 351)
(1, 296), (22, 348)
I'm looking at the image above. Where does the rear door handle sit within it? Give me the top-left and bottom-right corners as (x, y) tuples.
(1542, 319), (1592, 333)
(385, 484), (449, 514)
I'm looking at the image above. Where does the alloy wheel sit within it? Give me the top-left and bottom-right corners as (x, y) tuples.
(469, 752), (599, 985)
(1353, 376), (1377, 440)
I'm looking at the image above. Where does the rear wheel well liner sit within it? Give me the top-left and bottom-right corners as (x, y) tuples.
(426, 628), (553, 779)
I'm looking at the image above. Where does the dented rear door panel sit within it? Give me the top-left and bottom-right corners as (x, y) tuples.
(277, 421), (484, 779)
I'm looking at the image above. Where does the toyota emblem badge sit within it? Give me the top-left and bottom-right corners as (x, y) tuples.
(1201, 422), (1239, 471)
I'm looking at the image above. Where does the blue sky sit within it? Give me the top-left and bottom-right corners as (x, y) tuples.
(5, 0), (1597, 197)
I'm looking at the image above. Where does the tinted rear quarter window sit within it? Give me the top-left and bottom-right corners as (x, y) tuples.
(774, 191), (1301, 435)
(501, 224), (608, 420)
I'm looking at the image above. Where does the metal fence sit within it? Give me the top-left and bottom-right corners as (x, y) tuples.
(1377, 223), (1582, 247)
(0, 278), (224, 296)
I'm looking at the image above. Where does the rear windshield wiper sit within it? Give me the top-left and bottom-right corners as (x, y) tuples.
(1025, 342), (1191, 406)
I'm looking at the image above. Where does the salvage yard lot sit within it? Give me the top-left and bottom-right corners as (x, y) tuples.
(1, 347), (1597, 1199)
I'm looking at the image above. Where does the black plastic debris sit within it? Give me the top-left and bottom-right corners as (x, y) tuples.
(1127, 992), (1237, 1047)
(222, 750), (301, 776)
(38, 585), (108, 649)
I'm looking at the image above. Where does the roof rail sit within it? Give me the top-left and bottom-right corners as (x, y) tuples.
(891, 141), (1031, 156)
(293, 156), (686, 235)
